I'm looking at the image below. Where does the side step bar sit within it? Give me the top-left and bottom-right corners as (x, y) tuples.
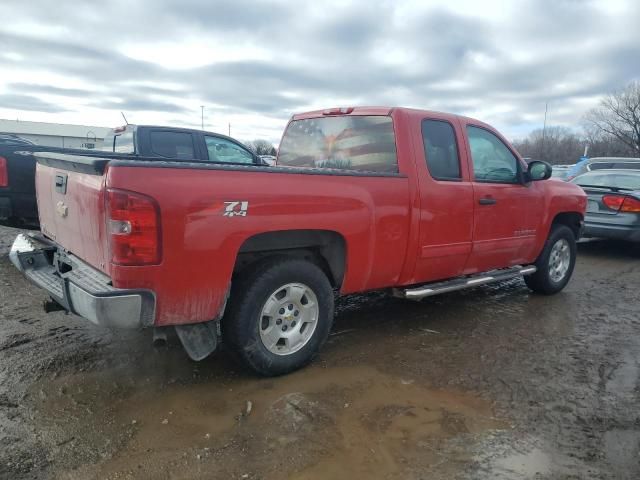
(393, 265), (537, 300)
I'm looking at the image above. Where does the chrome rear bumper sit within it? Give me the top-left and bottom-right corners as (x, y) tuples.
(10, 233), (155, 328)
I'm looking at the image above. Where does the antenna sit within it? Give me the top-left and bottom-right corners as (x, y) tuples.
(541, 101), (548, 161)
(121, 112), (129, 125)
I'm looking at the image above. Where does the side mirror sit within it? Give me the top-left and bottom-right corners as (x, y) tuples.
(527, 160), (552, 181)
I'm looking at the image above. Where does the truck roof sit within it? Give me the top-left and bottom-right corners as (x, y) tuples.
(108, 124), (252, 150)
(290, 106), (489, 128)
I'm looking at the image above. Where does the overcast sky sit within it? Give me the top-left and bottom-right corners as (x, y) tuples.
(1, 0), (638, 143)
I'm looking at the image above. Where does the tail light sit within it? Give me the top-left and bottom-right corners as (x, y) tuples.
(621, 196), (640, 213)
(602, 195), (624, 211)
(602, 194), (640, 213)
(106, 188), (161, 265)
(0, 156), (8, 187)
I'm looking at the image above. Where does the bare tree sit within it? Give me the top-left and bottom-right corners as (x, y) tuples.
(245, 139), (277, 156)
(581, 123), (636, 157)
(512, 126), (583, 164)
(585, 81), (640, 154)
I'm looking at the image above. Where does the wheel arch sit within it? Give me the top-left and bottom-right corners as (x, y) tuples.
(551, 211), (583, 240)
(234, 229), (347, 288)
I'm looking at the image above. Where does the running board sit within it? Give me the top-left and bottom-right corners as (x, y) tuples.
(393, 265), (537, 300)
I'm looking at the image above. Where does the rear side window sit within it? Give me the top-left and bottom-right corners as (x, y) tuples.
(278, 116), (398, 173)
(150, 131), (194, 160)
(114, 132), (134, 153)
(422, 120), (461, 180)
(613, 162), (640, 170)
(589, 162), (613, 171)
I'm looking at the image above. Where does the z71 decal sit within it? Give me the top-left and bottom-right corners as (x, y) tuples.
(223, 201), (249, 217)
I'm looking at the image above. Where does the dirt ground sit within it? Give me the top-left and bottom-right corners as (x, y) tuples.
(1, 224), (639, 480)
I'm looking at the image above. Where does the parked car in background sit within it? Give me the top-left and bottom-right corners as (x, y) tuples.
(551, 164), (573, 180)
(0, 125), (264, 228)
(259, 155), (277, 166)
(0, 142), (78, 228)
(571, 169), (640, 241)
(10, 106), (586, 375)
(101, 125), (264, 165)
(566, 157), (640, 180)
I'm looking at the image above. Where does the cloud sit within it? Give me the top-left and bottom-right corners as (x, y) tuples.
(8, 83), (91, 97)
(0, 94), (68, 113)
(0, 0), (639, 142)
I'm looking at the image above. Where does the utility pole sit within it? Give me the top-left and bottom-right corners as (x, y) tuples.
(541, 101), (548, 161)
(228, 122), (231, 136)
(200, 106), (204, 130)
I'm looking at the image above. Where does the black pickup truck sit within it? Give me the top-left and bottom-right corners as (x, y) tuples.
(0, 125), (263, 228)
(0, 135), (64, 228)
(101, 125), (262, 165)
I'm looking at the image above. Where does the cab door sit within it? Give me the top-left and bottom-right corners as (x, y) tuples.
(410, 115), (475, 284)
(462, 123), (543, 273)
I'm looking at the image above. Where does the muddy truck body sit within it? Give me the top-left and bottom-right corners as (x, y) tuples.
(9, 107), (587, 375)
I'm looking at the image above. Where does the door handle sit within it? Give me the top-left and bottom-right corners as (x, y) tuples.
(479, 197), (496, 205)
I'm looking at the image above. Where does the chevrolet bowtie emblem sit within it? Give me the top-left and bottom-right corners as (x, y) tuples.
(56, 201), (68, 218)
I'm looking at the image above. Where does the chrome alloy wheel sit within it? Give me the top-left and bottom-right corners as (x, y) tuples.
(548, 238), (571, 283)
(258, 283), (319, 355)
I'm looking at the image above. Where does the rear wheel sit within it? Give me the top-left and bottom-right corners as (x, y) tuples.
(223, 258), (334, 376)
(525, 224), (576, 294)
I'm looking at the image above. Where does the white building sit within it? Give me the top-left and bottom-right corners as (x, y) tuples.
(0, 119), (110, 149)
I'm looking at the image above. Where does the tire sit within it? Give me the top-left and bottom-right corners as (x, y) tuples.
(524, 224), (576, 295)
(222, 257), (334, 376)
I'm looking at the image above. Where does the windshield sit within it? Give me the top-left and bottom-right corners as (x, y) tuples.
(572, 171), (640, 190)
(278, 115), (398, 173)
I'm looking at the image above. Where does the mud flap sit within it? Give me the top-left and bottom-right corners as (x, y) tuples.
(175, 321), (219, 361)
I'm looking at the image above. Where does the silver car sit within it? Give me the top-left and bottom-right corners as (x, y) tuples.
(567, 157), (640, 180)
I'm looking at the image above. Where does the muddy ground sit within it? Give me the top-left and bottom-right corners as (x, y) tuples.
(0, 224), (639, 480)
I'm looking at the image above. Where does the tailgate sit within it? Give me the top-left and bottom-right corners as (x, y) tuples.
(35, 152), (111, 273)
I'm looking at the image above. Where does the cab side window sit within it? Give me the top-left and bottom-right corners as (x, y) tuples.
(467, 126), (519, 183)
(422, 119), (461, 180)
(150, 131), (195, 160)
(205, 136), (254, 164)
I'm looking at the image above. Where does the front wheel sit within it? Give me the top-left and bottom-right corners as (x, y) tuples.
(525, 224), (577, 294)
(223, 258), (334, 376)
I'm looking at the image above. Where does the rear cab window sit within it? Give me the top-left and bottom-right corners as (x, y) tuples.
(278, 115), (398, 173)
(150, 131), (195, 160)
(113, 131), (134, 153)
(573, 171), (640, 190)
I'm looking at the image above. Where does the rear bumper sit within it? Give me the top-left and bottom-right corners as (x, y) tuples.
(9, 233), (156, 328)
(582, 221), (640, 242)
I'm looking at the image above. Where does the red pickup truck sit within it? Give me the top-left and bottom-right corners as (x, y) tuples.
(10, 107), (587, 375)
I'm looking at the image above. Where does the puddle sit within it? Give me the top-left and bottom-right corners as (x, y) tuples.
(31, 364), (503, 479)
(493, 448), (551, 477)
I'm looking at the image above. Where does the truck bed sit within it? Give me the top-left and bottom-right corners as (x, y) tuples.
(33, 152), (411, 326)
